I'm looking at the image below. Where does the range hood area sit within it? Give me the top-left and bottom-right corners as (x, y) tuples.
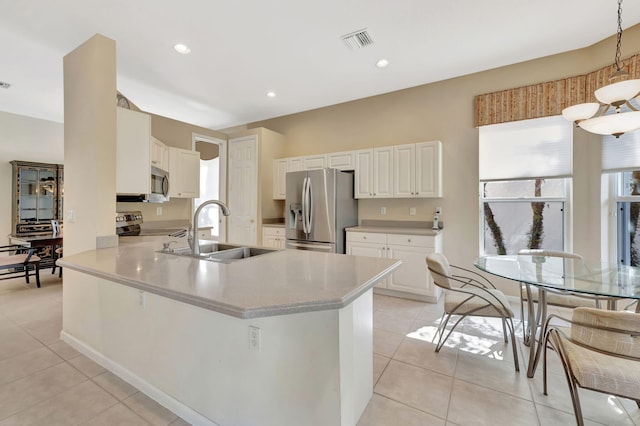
(116, 194), (166, 203)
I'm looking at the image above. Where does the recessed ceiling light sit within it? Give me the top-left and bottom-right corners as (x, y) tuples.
(266, 91), (277, 98)
(173, 43), (191, 55)
(376, 59), (389, 68)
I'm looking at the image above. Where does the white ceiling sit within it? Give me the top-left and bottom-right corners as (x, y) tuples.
(1, 0), (640, 130)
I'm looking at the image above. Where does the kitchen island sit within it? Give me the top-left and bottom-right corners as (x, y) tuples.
(59, 237), (400, 426)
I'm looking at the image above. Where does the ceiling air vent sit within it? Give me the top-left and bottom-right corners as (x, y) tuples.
(0, 81), (11, 89)
(341, 29), (374, 50)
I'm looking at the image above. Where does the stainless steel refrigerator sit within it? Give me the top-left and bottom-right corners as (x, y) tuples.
(286, 168), (358, 253)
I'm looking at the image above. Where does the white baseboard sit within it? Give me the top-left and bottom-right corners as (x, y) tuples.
(60, 331), (219, 426)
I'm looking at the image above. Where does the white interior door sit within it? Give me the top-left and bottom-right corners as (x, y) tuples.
(228, 136), (257, 244)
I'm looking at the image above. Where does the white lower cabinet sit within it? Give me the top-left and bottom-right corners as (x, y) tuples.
(346, 231), (442, 302)
(262, 226), (286, 249)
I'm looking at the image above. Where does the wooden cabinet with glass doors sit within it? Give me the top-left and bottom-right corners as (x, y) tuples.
(10, 161), (64, 236)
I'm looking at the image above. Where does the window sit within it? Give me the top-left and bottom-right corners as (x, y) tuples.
(481, 179), (567, 255)
(614, 171), (640, 265)
(603, 131), (640, 266)
(478, 116), (572, 255)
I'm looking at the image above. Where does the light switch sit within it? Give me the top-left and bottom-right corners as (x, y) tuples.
(409, 207), (416, 216)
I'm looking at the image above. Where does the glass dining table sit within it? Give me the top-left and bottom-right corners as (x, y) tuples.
(474, 254), (640, 378)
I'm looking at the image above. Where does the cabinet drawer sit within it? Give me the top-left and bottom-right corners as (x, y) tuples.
(346, 232), (386, 244)
(263, 226), (284, 236)
(387, 234), (434, 248)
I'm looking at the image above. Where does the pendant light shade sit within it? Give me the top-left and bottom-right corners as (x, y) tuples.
(562, 0), (640, 138)
(594, 79), (640, 105)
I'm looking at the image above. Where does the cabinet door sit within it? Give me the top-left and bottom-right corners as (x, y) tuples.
(116, 108), (151, 194)
(150, 137), (169, 171)
(169, 148), (200, 198)
(346, 239), (388, 288)
(354, 150), (373, 199)
(415, 141), (442, 197)
(273, 159), (287, 200)
(288, 157), (304, 173)
(304, 155), (327, 170)
(327, 151), (355, 171)
(373, 147), (394, 198)
(393, 144), (416, 198)
(386, 244), (433, 296)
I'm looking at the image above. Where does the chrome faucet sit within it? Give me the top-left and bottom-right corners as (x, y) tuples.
(192, 200), (231, 255)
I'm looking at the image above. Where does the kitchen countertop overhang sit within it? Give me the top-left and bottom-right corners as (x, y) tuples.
(59, 237), (400, 319)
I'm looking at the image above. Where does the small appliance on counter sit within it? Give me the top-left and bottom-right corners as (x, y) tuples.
(116, 211), (143, 236)
(285, 168), (357, 253)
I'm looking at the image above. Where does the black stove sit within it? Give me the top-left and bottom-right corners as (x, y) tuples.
(116, 211), (143, 236)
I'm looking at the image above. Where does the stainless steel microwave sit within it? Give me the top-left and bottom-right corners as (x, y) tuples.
(149, 166), (170, 203)
(116, 166), (169, 203)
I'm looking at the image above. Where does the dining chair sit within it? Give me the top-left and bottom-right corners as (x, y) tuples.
(517, 249), (603, 345)
(543, 307), (640, 426)
(426, 253), (519, 371)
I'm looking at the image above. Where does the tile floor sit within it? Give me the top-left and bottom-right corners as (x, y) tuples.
(0, 273), (637, 425)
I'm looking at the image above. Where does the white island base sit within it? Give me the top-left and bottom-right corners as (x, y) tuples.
(61, 271), (374, 426)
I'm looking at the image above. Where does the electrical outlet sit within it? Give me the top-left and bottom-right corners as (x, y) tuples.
(409, 207), (416, 216)
(156, 206), (163, 216)
(249, 325), (261, 351)
(66, 210), (76, 223)
(380, 207), (386, 215)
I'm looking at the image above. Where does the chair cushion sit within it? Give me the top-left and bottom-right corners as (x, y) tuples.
(445, 287), (514, 317)
(562, 338), (640, 400)
(571, 308), (640, 358)
(426, 253), (453, 289)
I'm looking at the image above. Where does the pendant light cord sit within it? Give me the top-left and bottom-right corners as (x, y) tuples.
(615, 0), (624, 72)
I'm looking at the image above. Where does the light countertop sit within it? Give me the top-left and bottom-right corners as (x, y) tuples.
(59, 237), (400, 319)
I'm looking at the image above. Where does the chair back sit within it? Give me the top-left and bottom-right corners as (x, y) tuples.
(571, 307), (640, 359)
(426, 253), (453, 289)
(518, 249), (582, 259)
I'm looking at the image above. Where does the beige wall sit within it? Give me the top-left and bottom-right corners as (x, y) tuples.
(244, 25), (640, 295)
(0, 112), (64, 241)
(63, 34), (117, 254)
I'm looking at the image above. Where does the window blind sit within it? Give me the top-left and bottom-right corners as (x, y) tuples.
(479, 115), (573, 181)
(602, 131), (640, 173)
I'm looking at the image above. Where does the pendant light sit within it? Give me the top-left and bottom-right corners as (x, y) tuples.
(562, 0), (640, 138)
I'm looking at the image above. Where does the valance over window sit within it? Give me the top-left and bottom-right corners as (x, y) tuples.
(474, 53), (640, 127)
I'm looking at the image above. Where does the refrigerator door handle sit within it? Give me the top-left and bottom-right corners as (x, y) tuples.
(306, 177), (313, 234)
(302, 177), (309, 234)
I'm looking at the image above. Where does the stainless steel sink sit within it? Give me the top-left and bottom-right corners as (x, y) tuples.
(160, 243), (276, 263)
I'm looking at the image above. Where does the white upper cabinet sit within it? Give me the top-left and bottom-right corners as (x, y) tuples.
(327, 151), (355, 171)
(288, 157), (304, 173)
(394, 140), (442, 198)
(415, 141), (442, 197)
(116, 108), (151, 194)
(303, 154), (327, 170)
(355, 147), (393, 199)
(273, 141), (442, 200)
(394, 144), (417, 197)
(150, 136), (169, 172)
(273, 159), (288, 200)
(168, 147), (200, 198)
